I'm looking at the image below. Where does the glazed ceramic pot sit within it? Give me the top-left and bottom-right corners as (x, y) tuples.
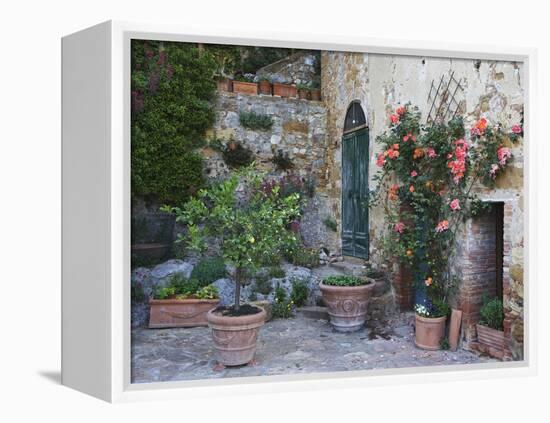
(319, 281), (374, 332)
(148, 298), (220, 328)
(415, 314), (447, 350)
(207, 306), (266, 366)
(476, 324), (505, 351)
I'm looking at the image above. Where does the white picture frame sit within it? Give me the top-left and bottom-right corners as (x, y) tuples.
(61, 20), (537, 403)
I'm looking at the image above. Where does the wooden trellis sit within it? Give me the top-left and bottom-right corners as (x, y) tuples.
(426, 71), (464, 124)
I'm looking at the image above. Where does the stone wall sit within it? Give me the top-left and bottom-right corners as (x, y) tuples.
(204, 91), (339, 252)
(320, 52), (524, 359)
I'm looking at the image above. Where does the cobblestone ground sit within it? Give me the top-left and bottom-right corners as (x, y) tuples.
(131, 312), (494, 383)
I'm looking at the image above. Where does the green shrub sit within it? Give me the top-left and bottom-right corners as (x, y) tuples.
(323, 216), (337, 232)
(272, 149), (294, 170)
(195, 285), (219, 300)
(190, 256), (227, 287)
(290, 278), (309, 307)
(222, 141), (254, 168)
(479, 296), (504, 330)
(254, 274), (273, 295)
(267, 266), (286, 279)
(287, 247), (319, 268)
(239, 111), (274, 130)
(323, 275), (369, 287)
(131, 40), (217, 206)
(272, 284), (294, 319)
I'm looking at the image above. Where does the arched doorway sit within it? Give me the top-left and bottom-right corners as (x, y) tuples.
(341, 101), (369, 259)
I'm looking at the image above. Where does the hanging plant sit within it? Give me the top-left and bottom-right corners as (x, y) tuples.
(369, 104), (521, 314)
(221, 140), (254, 168)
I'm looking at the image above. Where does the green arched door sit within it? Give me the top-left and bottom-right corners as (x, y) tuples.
(341, 102), (369, 259)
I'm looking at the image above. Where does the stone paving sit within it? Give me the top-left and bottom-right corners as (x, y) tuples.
(131, 312), (494, 384)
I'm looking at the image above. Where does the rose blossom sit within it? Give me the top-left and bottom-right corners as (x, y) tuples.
(396, 106), (406, 115)
(394, 222), (405, 233)
(410, 170), (418, 177)
(376, 153), (386, 167)
(512, 124), (522, 134)
(497, 147), (512, 166)
(435, 220), (449, 233)
(450, 199), (460, 211)
(427, 148), (436, 158)
(390, 114), (400, 124)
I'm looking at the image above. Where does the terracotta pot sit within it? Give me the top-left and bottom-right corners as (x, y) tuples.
(310, 89), (321, 101)
(207, 307), (266, 366)
(131, 212), (175, 261)
(131, 242), (171, 261)
(319, 281), (374, 332)
(297, 88), (310, 100)
(232, 80), (258, 95)
(415, 314), (447, 350)
(272, 82), (297, 98)
(149, 298), (220, 328)
(476, 324), (505, 351)
(258, 80), (272, 95)
(216, 78), (233, 92)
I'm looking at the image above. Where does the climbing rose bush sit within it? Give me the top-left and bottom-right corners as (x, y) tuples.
(370, 104), (521, 313)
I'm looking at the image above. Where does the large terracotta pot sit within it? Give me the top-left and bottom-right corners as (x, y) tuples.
(148, 298), (220, 328)
(207, 307), (266, 366)
(476, 324), (505, 351)
(131, 212), (175, 262)
(232, 80), (258, 95)
(319, 281), (374, 332)
(415, 314), (447, 350)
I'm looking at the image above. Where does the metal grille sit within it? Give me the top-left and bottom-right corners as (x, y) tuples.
(426, 71), (464, 124)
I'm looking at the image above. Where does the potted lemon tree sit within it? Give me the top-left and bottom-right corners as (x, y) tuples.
(168, 168), (301, 367)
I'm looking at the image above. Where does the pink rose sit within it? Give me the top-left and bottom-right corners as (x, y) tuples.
(394, 222), (405, 233)
(512, 124), (522, 134)
(410, 170), (418, 177)
(450, 199), (460, 211)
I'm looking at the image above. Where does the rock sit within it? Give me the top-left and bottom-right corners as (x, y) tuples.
(212, 278), (236, 306)
(151, 259), (194, 280)
(131, 302), (149, 328)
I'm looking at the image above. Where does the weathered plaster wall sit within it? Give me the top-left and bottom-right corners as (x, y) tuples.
(321, 52), (524, 359)
(204, 91), (338, 251)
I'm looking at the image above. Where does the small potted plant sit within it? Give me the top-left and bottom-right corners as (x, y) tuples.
(414, 299), (450, 350)
(272, 82), (297, 98)
(476, 296), (505, 356)
(149, 274), (220, 328)
(309, 81), (321, 101)
(296, 83), (310, 100)
(169, 169), (301, 367)
(232, 73), (258, 95)
(320, 275), (374, 332)
(257, 76), (272, 95)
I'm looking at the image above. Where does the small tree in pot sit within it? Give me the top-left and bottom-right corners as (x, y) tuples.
(168, 168), (301, 366)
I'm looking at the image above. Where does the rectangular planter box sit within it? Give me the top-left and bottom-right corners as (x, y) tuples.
(232, 80), (258, 95)
(149, 298), (220, 328)
(476, 323), (505, 351)
(216, 78), (233, 92)
(272, 82), (297, 98)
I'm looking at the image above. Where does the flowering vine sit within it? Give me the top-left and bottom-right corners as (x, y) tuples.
(370, 104), (522, 315)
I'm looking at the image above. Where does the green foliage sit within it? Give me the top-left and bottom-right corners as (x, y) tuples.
(222, 140), (254, 168)
(432, 298), (451, 318)
(370, 104), (520, 312)
(323, 216), (337, 232)
(271, 149), (294, 170)
(254, 274), (273, 295)
(131, 283), (145, 302)
(440, 337), (450, 350)
(152, 273), (219, 300)
(239, 111), (274, 130)
(479, 296), (504, 330)
(267, 266), (286, 279)
(287, 247), (319, 268)
(131, 40), (217, 206)
(290, 279), (309, 307)
(168, 168), (302, 308)
(323, 275), (370, 287)
(272, 284), (294, 318)
(195, 285), (220, 300)
(190, 256), (227, 286)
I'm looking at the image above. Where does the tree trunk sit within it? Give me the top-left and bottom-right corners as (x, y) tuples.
(234, 267), (242, 310)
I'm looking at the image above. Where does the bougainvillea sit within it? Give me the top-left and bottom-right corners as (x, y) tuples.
(370, 104), (521, 314)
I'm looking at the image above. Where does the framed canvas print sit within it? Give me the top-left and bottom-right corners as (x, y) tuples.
(61, 21), (536, 402)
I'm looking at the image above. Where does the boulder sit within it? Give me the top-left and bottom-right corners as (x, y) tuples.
(150, 259), (194, 281)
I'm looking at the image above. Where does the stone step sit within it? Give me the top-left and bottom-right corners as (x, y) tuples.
(297, 306), (329, 320)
